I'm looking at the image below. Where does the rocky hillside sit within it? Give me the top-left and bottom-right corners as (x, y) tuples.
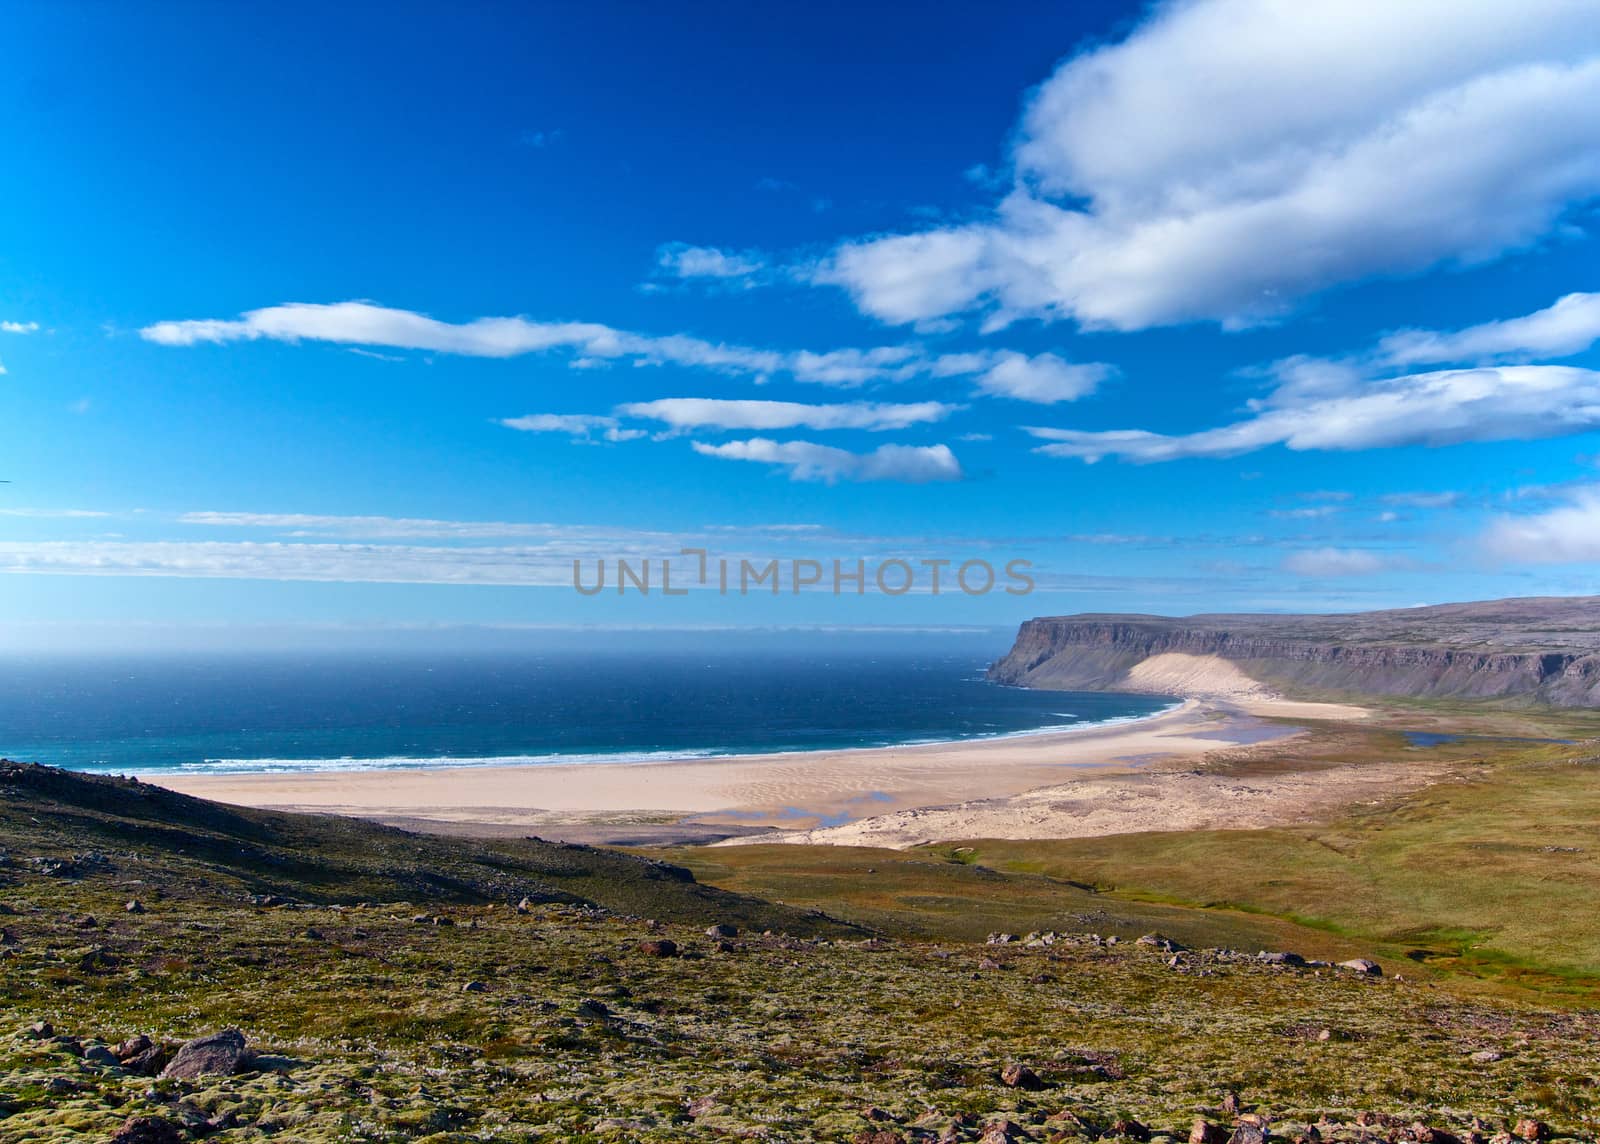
(988, 596), (1600, 706)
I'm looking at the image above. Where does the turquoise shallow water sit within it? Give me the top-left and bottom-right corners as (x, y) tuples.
(0, 650), (1172, 776)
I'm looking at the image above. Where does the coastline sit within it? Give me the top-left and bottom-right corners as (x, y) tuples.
(144, 691), (1370, 843)
(147, 696), (1230, 835)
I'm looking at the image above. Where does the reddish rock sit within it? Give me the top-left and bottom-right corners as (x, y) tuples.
(159, 1028), (249, 1080)
(639, 939), (679, 958)
(108, 1117), (183, 1144)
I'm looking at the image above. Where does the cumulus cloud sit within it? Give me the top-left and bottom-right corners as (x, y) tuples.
(617, 398), (955, 433)
(975, 351), (1112, 403)
(140, 300), (1107, 397)
(1377, 292), (1600, 368)
(1028, 365), (1600, 462)
(817, 0), (1600, 331)
(1482, 486), (1600, 563)
(655, 243), (768, 280)
(1281, 548), (1394, 577)
(690, 438), (963, 484)
(1, 321), (39, 334)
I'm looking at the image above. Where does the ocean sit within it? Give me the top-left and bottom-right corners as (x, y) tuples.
(0, 649), (1171, 776)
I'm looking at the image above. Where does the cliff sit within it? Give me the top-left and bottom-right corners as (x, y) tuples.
(988, 595), (1600, 707)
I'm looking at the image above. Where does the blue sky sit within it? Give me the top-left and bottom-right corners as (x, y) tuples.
(4, 0), (1600, 648)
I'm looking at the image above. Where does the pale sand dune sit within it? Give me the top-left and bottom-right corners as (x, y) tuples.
(1123, 652), (1275, 701)
(1122, 653), (1371, 721)
(151, 699), (1253, 833)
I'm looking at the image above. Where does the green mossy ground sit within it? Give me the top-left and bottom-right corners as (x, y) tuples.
(6, 726), (1600, 1142)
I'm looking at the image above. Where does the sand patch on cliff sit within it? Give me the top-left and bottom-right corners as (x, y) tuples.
(1123, 653), (1273, 701)
(1122, 653), (1369, 721)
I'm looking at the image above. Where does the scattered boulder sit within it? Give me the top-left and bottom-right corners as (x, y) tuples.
(999, 1062), (1043, 1090)
(124, 899), (144, 914)
(1110, 1117), (1152, 1141)
(108, 1116), (183, 1144)
(1192, 1119), (1229, 1144)
(84, 1044), (120, 1067)
(1470, 1049), (1504, 1064)
(575, 998), (611, 1019)
(1138, 932), (1187, 952)
(516, 897), (533, 914)
(26, 1020), (53, 1039)
(1259, 951), (1306, 966)
(462, 981), (486, 993)
(706, 923), (739, 939)
(159, 1028), (250, 1080)
(639, 939), (679, 958)
(686, 1095), (719, 1118)
(1230, 1114), (1268, 1144)
(1338, 958), (1382, 976)
(1512, 1120), (1548, 1141)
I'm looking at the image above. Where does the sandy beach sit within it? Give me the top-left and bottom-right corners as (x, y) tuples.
(149, 667), (1376, 845)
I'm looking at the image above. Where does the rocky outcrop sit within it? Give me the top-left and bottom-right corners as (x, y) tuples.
(988, 596), (1600, 706)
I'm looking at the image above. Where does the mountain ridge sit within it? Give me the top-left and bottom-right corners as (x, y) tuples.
(987, 595), (1600, 706)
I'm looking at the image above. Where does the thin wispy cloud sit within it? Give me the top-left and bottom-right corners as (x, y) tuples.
(140, 300), (1109, 399)
(814, 0), (1600, 332)
(1281, 547), (1404, 577)
(1377, 292), (1600, 368)
(497, 414), (647, 442)
(1, 321), (39, 334)
(690, 439), (963, 484)
(1029, 365), (1600, 462)
(615, 398), (957, 433)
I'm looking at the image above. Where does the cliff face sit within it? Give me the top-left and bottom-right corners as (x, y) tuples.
(988, 597), (1600, 707)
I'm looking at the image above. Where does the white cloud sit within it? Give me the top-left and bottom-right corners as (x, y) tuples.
(976, 351), (1111, 403)
(0, 540), (580, 587)
(817, 1), (1600, 332)
(655, 243), (767, 280)
(497, 413), (647, 442)
(1, 321), (39, 334)
(1482, 486), (1600, 563)
(1282, 548), (1393, 577)
(1381, 491), (1460, 510)
(0, 508), (112, 519)
(1028, 365), (1600, 462)
(140, 301), (1113, 399)
(618, 398), (955, 433)
(1269, 506), (1340, 520)
(1377, 292), (1600, 368)
(690, 438), (963, 484)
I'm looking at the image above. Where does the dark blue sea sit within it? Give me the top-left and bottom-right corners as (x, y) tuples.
(0, 648), (1171, 776)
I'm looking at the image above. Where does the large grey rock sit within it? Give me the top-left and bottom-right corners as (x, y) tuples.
(1338, 958), (1382, 976)
(159, 1028), (249, 1080)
